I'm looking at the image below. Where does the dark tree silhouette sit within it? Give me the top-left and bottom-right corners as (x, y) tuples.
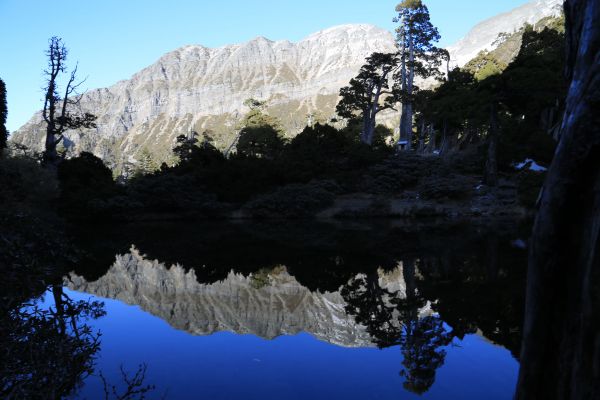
(173, 131), (199, 163)
(341, 271), (403, 347)
(0, 287), (105, 399)
(99, 364), (156, 400)
(42, 37), (96, 166)
(399, 315), (451, 394)
(237, 125), (286, 159)
(0, 78), (7, 154)
(342, 258), (452, 394)
(515, 0), (600, 398)
(476, 76), (503, 187)
(336, 52), (397, 145)
(395, 259), (452, 393)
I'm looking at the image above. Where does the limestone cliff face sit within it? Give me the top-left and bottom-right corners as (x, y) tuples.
(66, 248), (409, 347)
(447, 0), (563, 67)
(11, 0), (561, 166)
(12, 24), (396, 167)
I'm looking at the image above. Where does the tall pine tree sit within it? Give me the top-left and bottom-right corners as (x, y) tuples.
(394, 0), (441, 151)
(0, 78), (7, 154)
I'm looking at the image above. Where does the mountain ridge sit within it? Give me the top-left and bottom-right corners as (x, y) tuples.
(447, 0), (563, 66)
(11, 1), (562, 169)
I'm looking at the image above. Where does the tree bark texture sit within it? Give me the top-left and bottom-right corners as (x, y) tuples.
(485, 102), (499, 186)
(398, 30), (415, 151)
(515, 0), (600, 398)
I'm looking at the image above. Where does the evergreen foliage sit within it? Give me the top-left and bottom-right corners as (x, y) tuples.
(134, 148), (159, 177)
(27, 14), (566, 221)
(394, 0), (442, 149)
(336, 52), (397, 145)
(0, 78), (7, 154)
(237, 125), (286, 159)
(57, 152), (118, 217)
(464, 51), (508, 81)
(417, 18), (565, 173)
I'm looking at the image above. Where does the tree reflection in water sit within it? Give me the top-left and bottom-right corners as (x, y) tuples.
(66, 220), (525, 397)
(0, 286), (105, 398)
(1, 285), (159, 399)
(342, 258), (453, 394)
(399, 315), (451, 394)
(396, 259), (453, 394)
(2, 219), (526, 397)
(0, 215), (158, 400)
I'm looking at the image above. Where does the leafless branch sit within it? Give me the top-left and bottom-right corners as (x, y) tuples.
(100, 364), (156, 400)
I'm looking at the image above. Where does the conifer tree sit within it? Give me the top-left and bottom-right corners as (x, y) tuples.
(336, 52), (397, 145)
(0, 78), (7, 154)
(135, 148), (157, 176)
(174, 131), (199, 163)
(394, 0), (441, 151)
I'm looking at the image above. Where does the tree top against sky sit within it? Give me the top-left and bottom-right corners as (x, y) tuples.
(0, 0), (531, 132)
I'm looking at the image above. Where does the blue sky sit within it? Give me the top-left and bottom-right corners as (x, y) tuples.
(0, 0), (529, 132)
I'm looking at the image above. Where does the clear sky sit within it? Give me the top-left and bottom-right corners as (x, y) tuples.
(0, 0), (530, 132)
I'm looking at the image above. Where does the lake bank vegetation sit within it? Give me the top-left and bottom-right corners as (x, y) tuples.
(1, 5), (565, 224)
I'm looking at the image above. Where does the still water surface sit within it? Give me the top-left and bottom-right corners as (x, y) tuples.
(46, 221), (526, 399)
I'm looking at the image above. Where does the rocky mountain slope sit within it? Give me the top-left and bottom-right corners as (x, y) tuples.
(13, 25), (396, 168)
(66, 247), (413, 347)
(447, 0), (563, 66)
(11, 0), (562, 169)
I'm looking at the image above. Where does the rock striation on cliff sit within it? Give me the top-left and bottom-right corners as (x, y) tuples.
(11, 0), (562, 167)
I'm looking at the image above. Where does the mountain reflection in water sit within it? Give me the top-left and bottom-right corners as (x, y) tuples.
(4, 220), (528, 399)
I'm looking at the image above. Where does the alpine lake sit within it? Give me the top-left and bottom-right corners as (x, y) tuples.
(24, 219), (529, 399)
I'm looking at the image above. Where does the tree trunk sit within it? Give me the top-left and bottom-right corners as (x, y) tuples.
(417, 119), (426, 153)
(403, 258), (417, 304)
(427, 124), (436, 153)
(440, 120), (449, 154)
(45, 128), (58, 165)
(398, 32), (415, 152)
(365, 82), (384, 146)
(52, 285), (66, 335)
(485, 102), (499, 186)
(44, 81), (59, 166)
(361, 113), (373, 145)
(400, 102), (413, 148)
(515, 0), (600, 398)
(406, 34), (415, 137)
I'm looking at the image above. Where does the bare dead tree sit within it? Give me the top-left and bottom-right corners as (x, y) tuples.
(515, 0), (600, 398)
(42, 36), (96, 166)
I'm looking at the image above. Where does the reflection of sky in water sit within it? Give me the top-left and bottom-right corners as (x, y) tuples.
(57, 289), (518, 400)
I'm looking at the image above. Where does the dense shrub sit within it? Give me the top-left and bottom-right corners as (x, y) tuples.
(57, 152), (119, 217)
(279, 124), (391, 183)
(243, 180), (340, 218)
(127, 173), (222, 215)
(361, 154), (441, 194)
(174, 142), (226, 173)
(418, 174), (474, 200)
(0, 156), (58, 213)
(281, 124), (352, 181)
(442, 149), (485, 175)
(204, 156), (284, 202)
(237, 125), (286, 160)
